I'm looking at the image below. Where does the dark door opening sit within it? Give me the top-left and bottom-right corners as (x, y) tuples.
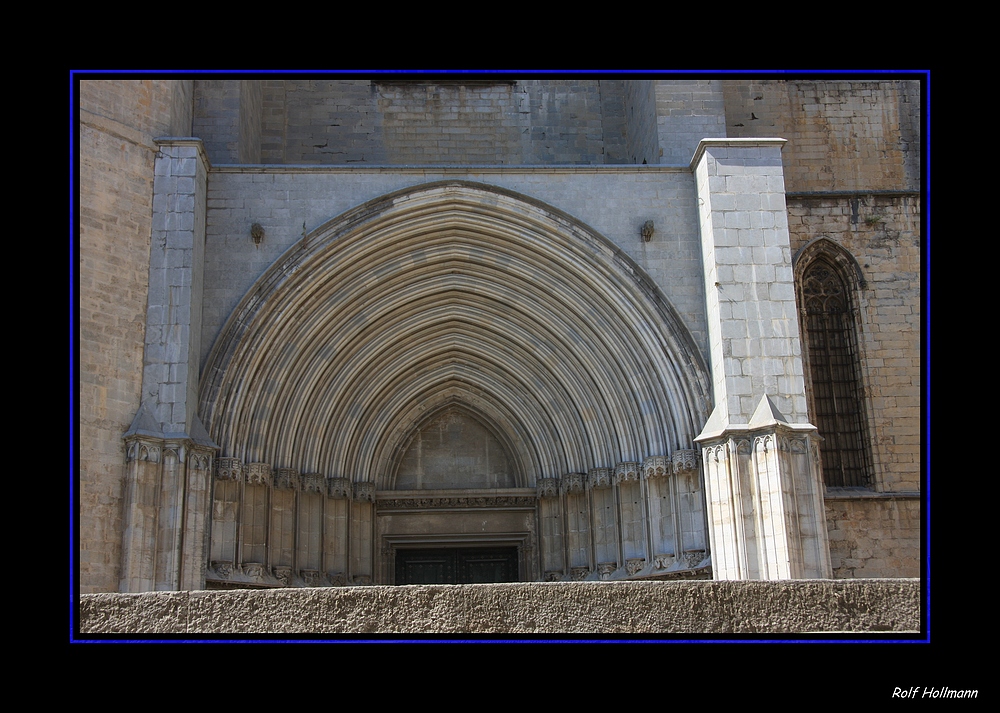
(395, 546), (519, 584)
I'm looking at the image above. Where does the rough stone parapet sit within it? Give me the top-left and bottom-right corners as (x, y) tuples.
(78, 579), (920, 634)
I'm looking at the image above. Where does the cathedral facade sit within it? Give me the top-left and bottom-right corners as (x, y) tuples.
(77, 76), (922, 593)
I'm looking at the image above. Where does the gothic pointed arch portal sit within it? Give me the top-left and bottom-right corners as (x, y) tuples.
(199, 181), (713, 586)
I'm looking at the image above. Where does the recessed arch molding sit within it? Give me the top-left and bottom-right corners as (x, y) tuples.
(197, 181), (716, 584)
(200, 181), (712, 484)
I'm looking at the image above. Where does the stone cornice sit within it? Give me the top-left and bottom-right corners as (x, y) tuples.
(153, 137), (211, 169)
(689, 138), (788, 170)
(695, 420), (818, 444)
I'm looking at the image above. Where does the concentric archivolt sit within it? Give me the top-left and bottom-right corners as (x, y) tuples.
(199, 181), (712, 487)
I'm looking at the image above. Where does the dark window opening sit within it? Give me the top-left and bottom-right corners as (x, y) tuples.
(801, 259), (872, 488)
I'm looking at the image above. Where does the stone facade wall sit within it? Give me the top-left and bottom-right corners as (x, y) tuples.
(654, 80), (727, 165)
(722, 80), (920, 192)
(238, 80), (262, 164)
(78, 579), (920, 634)
(721, 79), (922, 581)
(78, 77), (923, 592)
(515, 80), (620, 164)
(825, 496), (920, 578)
(787, 193), (921, 580)
(78, 80), (192, 593)
(269, 79), (385, 165)
(623, 79), (659, 165)
(597, 80), (629, 163)
(377, 81), (522, 164)
(192, 79), (241, 163)
(197, 79), (635, 167)
(786, 194), (921, 493)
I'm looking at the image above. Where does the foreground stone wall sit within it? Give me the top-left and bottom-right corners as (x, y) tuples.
(79, 579), (919, 634)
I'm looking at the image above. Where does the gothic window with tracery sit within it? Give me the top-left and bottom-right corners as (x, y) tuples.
(800, 256), (872, 488)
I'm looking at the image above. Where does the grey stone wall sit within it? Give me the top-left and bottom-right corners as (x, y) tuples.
(198, 167), (708, 369)
(722, 80), (920, 193)
(192, 79), (241, 163)
(655, 80), (728, 165)
(78, 579), (919, 634)
(273, 79), (385, 165)
(597, 80), (629, 163)
(623, 79), (659, 165)
(197, 79), (637, 167)
(238, 80), (262, 165)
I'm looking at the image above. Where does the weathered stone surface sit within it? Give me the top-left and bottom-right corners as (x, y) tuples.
(79, 591), (190, 634)
(79, 579), (919, 635)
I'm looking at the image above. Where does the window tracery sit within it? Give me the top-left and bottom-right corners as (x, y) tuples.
(796, 243), (872, 489)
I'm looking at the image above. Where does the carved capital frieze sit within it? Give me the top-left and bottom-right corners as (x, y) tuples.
(243, 562), (265, 581)
(681, 550), (707, 569)
(671, 449), (699, 475)
(536, 478), (560, 498)
(213, 560), (233, 579)
(273, 566), (292, 586)
(642, 455), (670, 479)
(626, 558), (646, 576)
(543, 570), (563, 581)
(570, 566), (590, 581)
(300, 473), (325, 493)
(597, 562), (617, 580)
(327, 477), (351, 499)
(245, 462), (272, 486)
(273, 468), (299, 490)
(653, 553), (675, 570)
(354, 482), (375, 502)
(588, 468), (613, 489)
(562, 473), (586, 494)
(216, 457), (243, 481)
(615, 461), (640, 483)
(300, 569), (322, 587)
(328, 572), (347, 587)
